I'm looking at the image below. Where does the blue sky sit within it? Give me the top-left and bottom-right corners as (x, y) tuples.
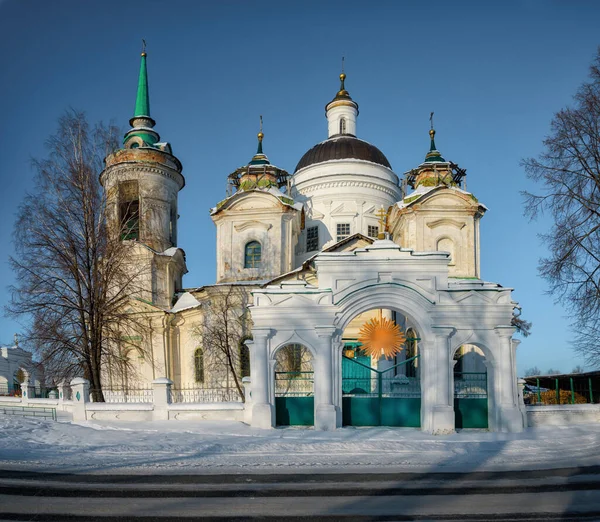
(0, 0), (598, 375)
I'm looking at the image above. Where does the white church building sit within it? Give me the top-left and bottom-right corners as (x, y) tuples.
(100, 51), (526, 433)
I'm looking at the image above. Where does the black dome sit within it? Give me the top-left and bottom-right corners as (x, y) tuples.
(294, 135), (392, 172)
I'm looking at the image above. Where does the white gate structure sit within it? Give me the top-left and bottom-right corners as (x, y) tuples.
(246, 239), (524, 433)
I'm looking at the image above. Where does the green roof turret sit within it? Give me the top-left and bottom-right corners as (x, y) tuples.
(124, 43), (160, 148)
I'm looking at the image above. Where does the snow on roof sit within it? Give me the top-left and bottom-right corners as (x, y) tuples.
(396, 185), (488, 210)
(211, 188), (299, 215)
(170, 292), (201, 313)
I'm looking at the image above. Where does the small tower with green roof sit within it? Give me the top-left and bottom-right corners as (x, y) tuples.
(388, 117), (485, 278)
(100, 47), (187, 308)
(211, 119), (302, 283)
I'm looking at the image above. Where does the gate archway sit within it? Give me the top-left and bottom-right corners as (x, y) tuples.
(340, 308), (422, 427)
(453, 344), (489, 429)
(274, 344), (314, 426)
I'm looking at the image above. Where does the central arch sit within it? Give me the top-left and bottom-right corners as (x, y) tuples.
(332, 284), (436, 429)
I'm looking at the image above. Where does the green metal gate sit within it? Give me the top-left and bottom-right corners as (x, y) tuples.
(275, 371), (314, 426)
(342, 354), (421, 427)
(454, 371), (488, 428)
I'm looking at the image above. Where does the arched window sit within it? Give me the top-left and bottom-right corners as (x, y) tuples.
(244, 241), (262, 268)
(194, 347), (204, 383)
(340, 118), (346, 134)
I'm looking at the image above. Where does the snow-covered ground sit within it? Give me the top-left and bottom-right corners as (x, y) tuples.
(0, 415), (598, 474)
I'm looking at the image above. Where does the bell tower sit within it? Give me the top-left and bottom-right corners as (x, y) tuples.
(100, 47), (187, 307)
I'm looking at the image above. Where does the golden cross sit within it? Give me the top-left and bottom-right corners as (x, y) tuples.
(375, 206), (387, 232)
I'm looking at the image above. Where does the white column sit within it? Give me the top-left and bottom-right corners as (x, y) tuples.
(428, 326), (455, 433)
(314, 326), (337, 430)
(242, 376), (253, 424)
(250, 328), (273, 429)
(493, 327), (524, 432)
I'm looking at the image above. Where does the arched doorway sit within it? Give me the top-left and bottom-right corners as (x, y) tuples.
(453, 344), (488, 428)
(274, 344), (314, 426)
(341, 308), (421, 427)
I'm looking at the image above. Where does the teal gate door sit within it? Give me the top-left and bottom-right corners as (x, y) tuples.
(342, 355), (421, 427)
(454, 372), (488, 428)
(275, 371), (314, 426)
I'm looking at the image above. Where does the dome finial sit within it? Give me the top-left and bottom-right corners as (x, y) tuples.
(424, 111), (446, 163)
(257, 115), (264, 154)
(337, 56), (349, 97)
(429, 111), (436, 151)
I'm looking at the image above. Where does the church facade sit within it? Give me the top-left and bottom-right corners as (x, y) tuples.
(100, 51), (525, 433)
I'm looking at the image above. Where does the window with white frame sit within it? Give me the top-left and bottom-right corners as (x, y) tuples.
(306, 226), (319, 252)
(368, 225), (379, 238)
(336, 223), (350, 242)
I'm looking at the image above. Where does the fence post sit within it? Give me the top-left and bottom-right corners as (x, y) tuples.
(57, 381), (70, 403)
(242, 377), (252, 424)
(570, 377), (575, 404)
(536, 378), (541, 403)
(70, 378), (89, 421)
(20, 379), (36, 404)
(152, 378), (172, 421)
(589, 378), (594, 404)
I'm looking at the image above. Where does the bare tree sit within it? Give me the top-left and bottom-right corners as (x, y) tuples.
(546, 368), (562, 376)
(524, 366), (542, 377)
(7, 110), (150, 401)
(571, 365), (585, 374)
(196, 284), (254, 402)
(522, 48), (600, 366)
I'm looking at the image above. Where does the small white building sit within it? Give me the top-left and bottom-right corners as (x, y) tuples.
(0, 339), (40, 395)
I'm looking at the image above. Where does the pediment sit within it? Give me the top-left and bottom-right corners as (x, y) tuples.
(270, 293), (320, 307)
(426, 218), (467, 229)
(451, 291), (495, 304)
(326, 235), (372, 253)
(419, 190), (475, 209)
(331, 201), (358, 217)
(220, 191), (285, 212)
(234, 220), (272, 232)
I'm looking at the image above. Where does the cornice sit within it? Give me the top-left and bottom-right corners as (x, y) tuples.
(101, 164), (185, 190)
(296, 179), (400, 198)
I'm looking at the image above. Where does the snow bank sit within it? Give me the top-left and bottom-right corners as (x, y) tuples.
(0, 415), (599, 474)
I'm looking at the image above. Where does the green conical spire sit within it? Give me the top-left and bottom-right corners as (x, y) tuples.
(249, 116), (269, 165)
(134, 51), (150, 118)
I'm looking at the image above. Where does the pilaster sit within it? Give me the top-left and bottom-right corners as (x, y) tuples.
(314, 326), (338, 431)
(249, 328), (273, 429)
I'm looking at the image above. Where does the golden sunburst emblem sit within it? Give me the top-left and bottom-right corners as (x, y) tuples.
(358, 317), (406, 360)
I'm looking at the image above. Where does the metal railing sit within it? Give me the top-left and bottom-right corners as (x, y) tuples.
(342, 355), (422, 399)
(169, 384), (243, 403)
(454, 372), (488, 399)
(89, 386), (154, 403)
(0, 383), (21, 397)
(0, 405), (56, 421)
(525, 376), (595, 405)
(275, 371), (314, 397)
